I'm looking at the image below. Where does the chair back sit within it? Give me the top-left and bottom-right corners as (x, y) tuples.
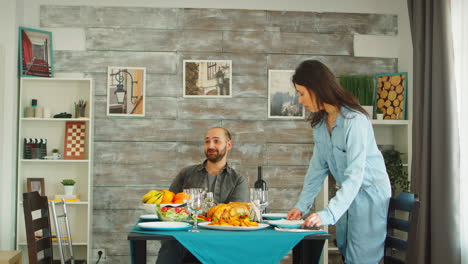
(23, 191), (53, 264)
(384, 192), (420, 264)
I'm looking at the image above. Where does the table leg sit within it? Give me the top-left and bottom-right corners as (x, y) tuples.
(133, 240), (147, 264)
(293, 240), (325, 264)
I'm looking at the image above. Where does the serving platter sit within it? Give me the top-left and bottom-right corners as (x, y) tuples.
(262, 213), (287, 220)
(267, 219), (304, 229)
(198, 222), (269, 231)
(137, 221), (191, 231)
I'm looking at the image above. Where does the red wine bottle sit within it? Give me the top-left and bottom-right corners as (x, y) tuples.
(254, 166), (267, 190)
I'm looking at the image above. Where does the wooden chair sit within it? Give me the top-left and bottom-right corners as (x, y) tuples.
(384, 192), (420, 264)
(23, 191), (53, 264)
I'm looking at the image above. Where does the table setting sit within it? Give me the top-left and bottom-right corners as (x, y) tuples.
(130, 188), (331, 264)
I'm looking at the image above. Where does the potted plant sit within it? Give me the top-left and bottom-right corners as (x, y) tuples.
(61, 179), (76, 195)
(52, 149), (60, 159)
(339, 75), (374, 117)
(376, 108), (384, 120)
(381, 149), (409, 195)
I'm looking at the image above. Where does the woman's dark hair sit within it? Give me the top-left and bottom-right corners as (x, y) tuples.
(292, 60), (368, 128)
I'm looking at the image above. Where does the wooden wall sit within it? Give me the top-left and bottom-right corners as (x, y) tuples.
(41, 6), (397, 263)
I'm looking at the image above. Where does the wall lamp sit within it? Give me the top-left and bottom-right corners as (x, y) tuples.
(111, 69), (138, 105)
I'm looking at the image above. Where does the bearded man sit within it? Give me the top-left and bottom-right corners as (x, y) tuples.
(167, 127), (248, 203)
(156, 127), (248, 264)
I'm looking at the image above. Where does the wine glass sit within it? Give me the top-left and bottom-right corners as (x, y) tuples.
(257, 190), (269, 213)
(249, 188), (261, 207)
(187, 193), (205, 232)
(204, 192), (215, 213)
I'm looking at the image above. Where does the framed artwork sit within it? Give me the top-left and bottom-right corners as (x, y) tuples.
(183, 60), (232, 97)
(268, 70), (304, 119)
(374, 72), (408, 120)
(27, 178), (45, 196)
(107, 66), (146, 116)
(63, 121), (86, 160)
(19, 27), (54, 77)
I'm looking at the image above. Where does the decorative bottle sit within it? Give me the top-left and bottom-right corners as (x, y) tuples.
(254, 166), (267, 191)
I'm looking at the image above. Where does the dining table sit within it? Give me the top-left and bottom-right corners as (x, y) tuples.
(128, 219), (332, 264)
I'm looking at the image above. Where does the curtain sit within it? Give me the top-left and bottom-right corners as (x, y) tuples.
(407, 0), (461, 263)
(451, 0), (468, 262)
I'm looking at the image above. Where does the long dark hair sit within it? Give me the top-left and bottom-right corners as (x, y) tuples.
(292, 60), (368, 128)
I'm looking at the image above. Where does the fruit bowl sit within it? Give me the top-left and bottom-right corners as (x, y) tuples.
(156, 205), (190, 221)
(141, 203), (184, 214)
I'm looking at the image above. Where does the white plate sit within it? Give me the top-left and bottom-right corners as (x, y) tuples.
(268, 219), (304, 229)
(262, 213), (287, 220)
(141, 203), (184, 213)
(139, 214), (158, 220)
(137, 221), (191, 231)
(198, 222), (269, 231)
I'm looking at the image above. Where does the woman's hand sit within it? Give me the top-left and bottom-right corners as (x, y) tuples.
(303, 213), (322, 228)
(287, 208), (302, 220)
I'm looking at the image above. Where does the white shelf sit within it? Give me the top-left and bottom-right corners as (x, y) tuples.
(17, 77), (93, 263)
(371, 120), (411, 125)
(19, 201), (89, 205)
(18, 242), (88, 246)
(21, 159), (89, 163)
(21, 118), (90, 121)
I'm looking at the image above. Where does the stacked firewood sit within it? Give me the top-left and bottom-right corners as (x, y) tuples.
(376, 74), (405, 119)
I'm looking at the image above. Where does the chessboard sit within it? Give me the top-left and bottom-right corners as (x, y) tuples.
(63, 121), (86, 159)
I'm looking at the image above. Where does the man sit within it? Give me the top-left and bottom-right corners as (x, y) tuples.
(156, 127), (248, 264)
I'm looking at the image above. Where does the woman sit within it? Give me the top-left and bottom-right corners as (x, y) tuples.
(287, 60), (391, 263)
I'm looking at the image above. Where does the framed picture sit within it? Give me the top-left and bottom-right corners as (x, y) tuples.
(374, 72), (408, 120)
(183, 60), (232, 97)
(107, 66), (146, 116)
(268, 70), (304, 119)
(63, 121), (86, 160)
(27, 178), (45, 196)
(19, 27), (54, 77)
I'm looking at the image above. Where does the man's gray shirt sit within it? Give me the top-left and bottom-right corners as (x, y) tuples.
(169, 161), (248, 203)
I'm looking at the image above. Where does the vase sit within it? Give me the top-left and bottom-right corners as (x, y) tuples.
(377, 114), (384, 120)
(64, 185), (74, 195)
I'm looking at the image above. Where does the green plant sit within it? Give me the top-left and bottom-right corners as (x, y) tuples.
(381, 149), (409, 194)
(339, 75), (374, 105)
(61, 179), (76, 186)
(376, 108), (384, 114)
(52, 149), (59, 153)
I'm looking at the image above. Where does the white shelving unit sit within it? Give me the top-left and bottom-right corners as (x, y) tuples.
(318, 120), (412, 263)
(15, 78), (93, 264)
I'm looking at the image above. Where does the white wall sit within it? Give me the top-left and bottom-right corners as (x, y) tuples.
(2, 0), (412, 248)
(0, 0), (22, 250)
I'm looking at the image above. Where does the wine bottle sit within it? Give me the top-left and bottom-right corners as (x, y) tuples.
(254, 166), (267, 191)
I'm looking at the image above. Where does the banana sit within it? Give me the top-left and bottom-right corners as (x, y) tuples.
(142, 190), (157, 203)
(154, 192), (164, 204)
(146, 195), (159, 204)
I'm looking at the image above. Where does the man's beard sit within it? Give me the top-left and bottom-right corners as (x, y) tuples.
(205, 147), (227, 162)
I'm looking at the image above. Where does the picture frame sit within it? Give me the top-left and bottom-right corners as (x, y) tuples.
(107, 66), (146, 116)
(183, 60), (232, 97)
(19, 27), (54, 77)
(373, 72), (408, 120)
(268, 70), (305, 119)
(27, 178), (45, 196)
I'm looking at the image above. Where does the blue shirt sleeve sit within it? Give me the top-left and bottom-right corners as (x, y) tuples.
(317, 115), (369, 225)
(293, 141), (329, 214)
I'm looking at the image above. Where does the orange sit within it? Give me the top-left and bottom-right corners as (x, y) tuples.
(174, 192), (190, 202)
(161, 190), (175, 203)
(172, 199), (184, 204)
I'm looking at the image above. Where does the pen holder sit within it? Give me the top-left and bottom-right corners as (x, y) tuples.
(75, 107), (86, 118)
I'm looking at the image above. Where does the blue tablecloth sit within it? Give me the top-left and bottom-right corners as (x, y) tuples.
(130, 221), (328, 264)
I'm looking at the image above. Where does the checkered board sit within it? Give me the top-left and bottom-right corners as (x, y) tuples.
(64, 121), (86, 159)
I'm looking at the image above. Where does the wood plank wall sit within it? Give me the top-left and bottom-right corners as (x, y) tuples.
(41, 6), (397, 263)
